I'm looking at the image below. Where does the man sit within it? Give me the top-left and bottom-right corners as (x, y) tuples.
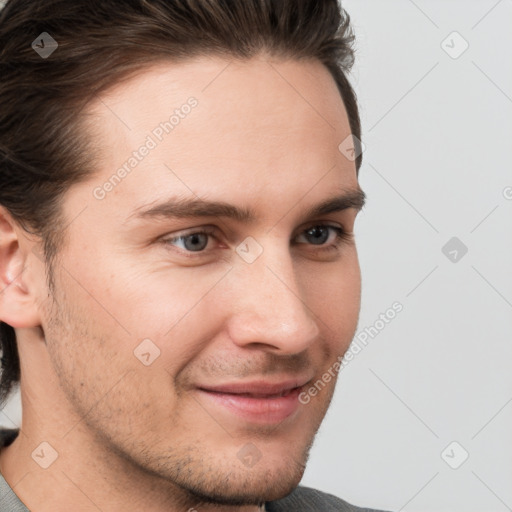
(0, 0), (390, 510)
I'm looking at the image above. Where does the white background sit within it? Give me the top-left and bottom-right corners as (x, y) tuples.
(299, 1), (512, 511)
(1, 1), (512, 511)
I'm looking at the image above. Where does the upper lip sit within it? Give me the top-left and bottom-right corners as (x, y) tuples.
(198, 377), (312, 396)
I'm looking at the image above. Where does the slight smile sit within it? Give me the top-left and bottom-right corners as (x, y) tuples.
(196, 377), (313, 424)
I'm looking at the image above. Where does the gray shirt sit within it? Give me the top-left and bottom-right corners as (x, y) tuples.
(0, 429), (390, 511)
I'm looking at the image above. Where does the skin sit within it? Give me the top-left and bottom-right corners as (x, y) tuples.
(0, 54), (364, 511)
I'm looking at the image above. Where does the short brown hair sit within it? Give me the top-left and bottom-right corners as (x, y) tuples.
(0, 0), (362, 407)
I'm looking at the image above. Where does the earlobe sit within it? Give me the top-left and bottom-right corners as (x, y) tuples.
(0, 207), (43, 329)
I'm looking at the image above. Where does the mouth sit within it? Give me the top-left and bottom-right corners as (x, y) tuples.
(196, 378), (311, 424)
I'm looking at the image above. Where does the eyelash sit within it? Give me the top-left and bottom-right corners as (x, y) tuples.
(161, 224), (353, 258)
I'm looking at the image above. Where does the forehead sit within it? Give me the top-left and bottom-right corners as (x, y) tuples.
(78, 55), (357, 222)
(88, 54), (347, 124)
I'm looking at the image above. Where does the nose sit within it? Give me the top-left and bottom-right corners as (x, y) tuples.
(226, 241), (321, 355)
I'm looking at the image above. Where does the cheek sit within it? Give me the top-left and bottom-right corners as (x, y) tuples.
(311, 254), (361, 361)
(44, 286), (180, 436)
(88, 252), (227, 331)
(47, 252), (231, 405)
(43, 261), (159, 393)
(301, 252), (361, 324)
(337, 258), (362, 325)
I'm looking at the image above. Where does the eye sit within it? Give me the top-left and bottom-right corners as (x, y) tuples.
(162, 227), (217, 253)
(161, 224), (353, 257)
(294, 224), (352, 250)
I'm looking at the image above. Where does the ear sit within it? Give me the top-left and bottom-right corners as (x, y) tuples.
(0, 206), (44, 329)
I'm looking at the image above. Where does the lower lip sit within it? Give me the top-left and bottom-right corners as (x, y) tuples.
(197, 387), (302, 424)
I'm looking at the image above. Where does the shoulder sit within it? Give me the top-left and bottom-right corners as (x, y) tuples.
(0, 429), (31, 512)
(265, 484), (392, 512)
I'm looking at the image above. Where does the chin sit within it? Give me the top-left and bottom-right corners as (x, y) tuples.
(164, 445), (308, 506)
(183, 468), (303, 506)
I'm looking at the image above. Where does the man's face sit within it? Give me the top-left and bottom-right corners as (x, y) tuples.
(39, 56), (363, 504)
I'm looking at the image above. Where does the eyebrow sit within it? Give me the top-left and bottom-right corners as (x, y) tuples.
(126, 187), (366, 225)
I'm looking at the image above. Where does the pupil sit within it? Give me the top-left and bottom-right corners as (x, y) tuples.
(186, 233), (207, 251)
(309, 226), (328, 245)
